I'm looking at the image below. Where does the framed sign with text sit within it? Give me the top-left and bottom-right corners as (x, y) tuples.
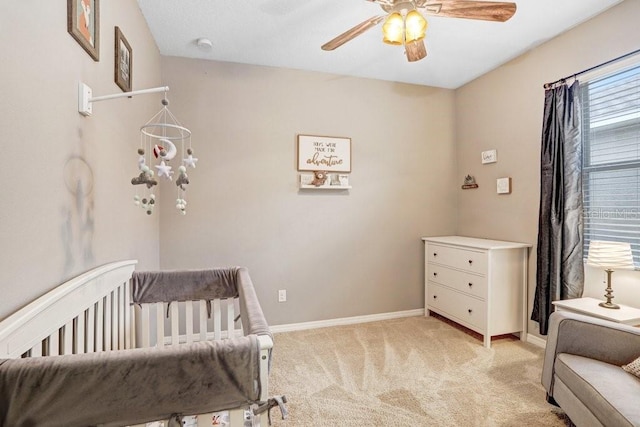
(297, 134), (351, 173)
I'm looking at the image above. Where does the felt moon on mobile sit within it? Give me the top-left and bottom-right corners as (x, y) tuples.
(153, 138), (177, 160)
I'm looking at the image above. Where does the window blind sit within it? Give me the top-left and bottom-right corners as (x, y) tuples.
(582, 64), (640, 266)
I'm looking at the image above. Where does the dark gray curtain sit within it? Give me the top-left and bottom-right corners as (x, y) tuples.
(532, 81), (584, 335)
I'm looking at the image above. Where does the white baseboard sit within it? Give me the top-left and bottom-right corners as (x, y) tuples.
(270, 308), (425, 333)
(526, 333), (547, 348)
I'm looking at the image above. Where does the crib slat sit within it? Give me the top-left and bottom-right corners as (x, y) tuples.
(227, 298), (236, 338)
(31, 341), (42, 357)
(213, 299), (221, 340)
(156, 302), (164, 347)
(226, 299), (235, 338)
(129, 304), (136, 350)
(49, 331), (59, 356)
(109, 291), (115, 350)
(185, 301), (194, 344)
(124, 280), (132, 349)
(114, 289), (120, 350)
(86, 305), (95, 353)
(105, 293), (112, 350)
(76, 313), (85, 354)
(199, 300), (207, 342)
(117, 286), (125, 349)
(92, 298), (106, 352)
(111, 290), (118, 350)
(170, 303), (179, 346)
(63, 320), (73, 355)
(141, 304), (150, 348)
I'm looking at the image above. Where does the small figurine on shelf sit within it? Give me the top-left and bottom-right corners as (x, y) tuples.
(311, 171), (328, 187)
(462, 175), (479, 189)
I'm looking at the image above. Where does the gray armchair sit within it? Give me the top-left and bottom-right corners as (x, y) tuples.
(542, 311), (640, 427)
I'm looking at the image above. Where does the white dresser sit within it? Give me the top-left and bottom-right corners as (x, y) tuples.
(422, 236), (531, 348)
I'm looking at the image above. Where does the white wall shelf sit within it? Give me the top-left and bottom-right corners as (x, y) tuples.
(299, 172), (350, 190)
(299, 184), (352, 190)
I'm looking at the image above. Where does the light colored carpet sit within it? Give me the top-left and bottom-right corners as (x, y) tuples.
(268, 315), (572, 427)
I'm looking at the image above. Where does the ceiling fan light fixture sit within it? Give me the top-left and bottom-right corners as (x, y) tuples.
(404, 10), (427, 43)
(321, 0), (517, 62)
(382, 12), (404, 45)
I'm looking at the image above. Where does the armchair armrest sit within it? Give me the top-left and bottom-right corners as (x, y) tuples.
(542, 311), (640, 394)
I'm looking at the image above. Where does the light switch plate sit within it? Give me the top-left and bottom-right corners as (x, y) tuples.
(497, 177), (512, 194)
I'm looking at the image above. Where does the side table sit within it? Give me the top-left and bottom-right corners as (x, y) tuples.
(552, 297), (640, 326)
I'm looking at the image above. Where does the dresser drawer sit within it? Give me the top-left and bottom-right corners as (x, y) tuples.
(427, 283), (486, 331)
(428, 265), (487, 300)
(427, 244), (487, 274)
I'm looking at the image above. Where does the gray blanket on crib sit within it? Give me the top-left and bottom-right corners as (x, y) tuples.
(0, 335), (260, 427)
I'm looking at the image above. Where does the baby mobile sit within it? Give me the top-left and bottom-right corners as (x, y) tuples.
(132, 94), (198, 215)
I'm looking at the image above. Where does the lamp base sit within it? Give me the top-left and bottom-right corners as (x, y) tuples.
(598, 301), (620, 309)
(599, 269), (620, 309)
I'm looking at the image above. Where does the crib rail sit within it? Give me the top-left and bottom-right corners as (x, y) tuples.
(128, 334), (274, 427)
(0, 260), (137, 359)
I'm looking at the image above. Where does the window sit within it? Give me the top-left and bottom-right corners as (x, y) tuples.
(582, 64), (640, 266)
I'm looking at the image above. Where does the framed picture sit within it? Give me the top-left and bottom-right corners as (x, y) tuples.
(67, 0), (100, 61)
(114, 27), (132, 92)
(297, 135), (351, 173)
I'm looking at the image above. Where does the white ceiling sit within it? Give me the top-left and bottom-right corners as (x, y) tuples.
(136, 0), (623, 89)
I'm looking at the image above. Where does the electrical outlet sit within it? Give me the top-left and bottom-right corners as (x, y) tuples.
(278, 289), (287, 303)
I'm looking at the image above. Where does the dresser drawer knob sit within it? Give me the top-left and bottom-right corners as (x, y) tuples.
(433, 272), (438, 277)
(468, 309), (473, 314)
(433, 253), (438, 257)
(433, 295), (438, 299)
(468, 260), (473, 265)
(468, 282), (473, 287)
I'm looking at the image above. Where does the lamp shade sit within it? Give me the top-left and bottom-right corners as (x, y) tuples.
(382, 12), (404, 45)
(405, 10), (427, 43)
(586, 241), (635, 270)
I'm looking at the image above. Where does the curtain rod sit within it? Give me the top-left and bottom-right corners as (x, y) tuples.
(543, 48), (640, 89)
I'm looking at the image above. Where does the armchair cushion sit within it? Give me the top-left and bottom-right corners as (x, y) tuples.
(556, 353), (640, 426)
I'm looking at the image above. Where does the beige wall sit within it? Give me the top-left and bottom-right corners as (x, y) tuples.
(455, 0), (640, 338)
(0, 0), (162, 321)
(158, 57), (457, 326)
(4, 0), (636, 334)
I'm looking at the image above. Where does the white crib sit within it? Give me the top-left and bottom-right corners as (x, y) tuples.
(0, 260), (279, 427)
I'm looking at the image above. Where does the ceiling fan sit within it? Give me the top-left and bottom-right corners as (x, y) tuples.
(321, 0), (517, 62)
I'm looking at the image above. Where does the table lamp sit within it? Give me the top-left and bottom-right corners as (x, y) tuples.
(586, 240), (635, 309)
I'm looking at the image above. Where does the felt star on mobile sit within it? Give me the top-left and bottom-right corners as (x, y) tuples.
(155, 160), (173, 180)
(183, 154), (198, 168)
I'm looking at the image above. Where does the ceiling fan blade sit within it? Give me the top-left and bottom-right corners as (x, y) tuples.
(321, 15), (386, 51)
(422, 1), (516, 22)
(405, 39), (427, 62)
(365, 0), (394, 5)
